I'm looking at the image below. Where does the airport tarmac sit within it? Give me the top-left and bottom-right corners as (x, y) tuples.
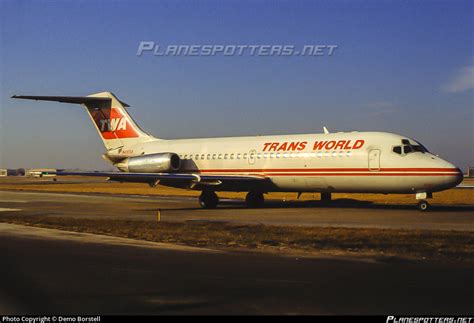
(0, 182), (473, 314)
(0, 190), (473, 231)
(0, 223), (473, 315)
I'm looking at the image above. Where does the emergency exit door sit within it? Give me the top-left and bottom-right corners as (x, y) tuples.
(368, 149), (380, 171)
(248, 149), (256, 165)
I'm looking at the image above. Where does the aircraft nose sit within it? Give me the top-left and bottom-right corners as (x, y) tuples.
(453, 167), (464, 186)
(435, 158), (464, 188)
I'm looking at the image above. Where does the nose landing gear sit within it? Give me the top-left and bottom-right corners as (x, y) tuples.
(415, 192), (432, 211)
(417, 200), (430, 211)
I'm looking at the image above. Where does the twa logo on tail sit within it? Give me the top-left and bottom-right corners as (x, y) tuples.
(99, 118), (127, 132)
(90, 107), (139, 139)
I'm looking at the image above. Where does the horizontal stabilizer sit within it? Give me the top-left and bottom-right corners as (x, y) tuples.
(11, 95), (130, 107)
(11, 92), (152, 151)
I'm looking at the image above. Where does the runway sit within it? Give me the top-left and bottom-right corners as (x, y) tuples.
(0, 190), (473, 231)
(1, 223), (472, 315)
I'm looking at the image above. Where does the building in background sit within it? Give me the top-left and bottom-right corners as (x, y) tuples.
(468, 167), (474, 178)
(25, 168), (57, 178)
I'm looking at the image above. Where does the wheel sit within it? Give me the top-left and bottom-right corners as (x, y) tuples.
(417, 200), (429, 211)
(321, 192), (332, 202)
(199, 191), (219, 209)
(245, 191), (264, 208)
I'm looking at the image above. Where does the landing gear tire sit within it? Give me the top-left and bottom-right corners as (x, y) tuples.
(417, 200), (429, 212)
(199, 191), (219, 209)
(321, 192), (332, 202)
(245, 192), (264, 208)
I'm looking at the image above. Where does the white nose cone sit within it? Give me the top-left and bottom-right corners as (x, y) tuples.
(435, 158), (463, 190)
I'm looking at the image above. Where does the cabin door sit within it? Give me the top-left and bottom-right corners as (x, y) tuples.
(368, 149), (380, 171)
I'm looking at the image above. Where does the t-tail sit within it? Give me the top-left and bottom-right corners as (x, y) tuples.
(12, 92), (156, 154)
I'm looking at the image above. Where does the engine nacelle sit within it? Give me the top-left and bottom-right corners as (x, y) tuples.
(115, 153), (181, 173)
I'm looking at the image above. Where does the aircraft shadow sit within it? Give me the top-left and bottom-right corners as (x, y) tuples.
(154, 199), (474, 212)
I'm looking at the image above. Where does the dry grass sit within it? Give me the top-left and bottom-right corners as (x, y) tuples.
(1, 214), (473, 264)
(1, 177), (472, 262)
(0, 176), (473, 205)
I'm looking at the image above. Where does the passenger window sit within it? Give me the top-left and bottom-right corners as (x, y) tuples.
(207, 154), (211, 160)
(237, 153), (241, 159)
(195, 154), (199, 160)
(270, 153), (274, 158)
(212, 154), (216, 159)
(230, 153), (234, 159)
(201, 154), (205, 159)
(393, 146), (402, 155)
(218, 154), (222, 159)
(243, 153), (248, 159)
(224, 154), (228, 159)
(276, 153), (281, 158)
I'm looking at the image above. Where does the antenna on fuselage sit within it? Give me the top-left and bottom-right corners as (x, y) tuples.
(323, 126), (330, 134)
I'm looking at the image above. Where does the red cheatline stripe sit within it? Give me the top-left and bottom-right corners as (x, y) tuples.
(193, 173), (458, 177)
(191, 167), (459, 174)
(258, 173), (459, 177)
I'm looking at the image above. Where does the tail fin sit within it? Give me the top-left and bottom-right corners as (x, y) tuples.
(84, 92), (154, 150)
(12, 92), (155, 151)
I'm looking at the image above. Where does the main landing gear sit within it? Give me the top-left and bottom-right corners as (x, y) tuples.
(321, 192), (332, 202)
(416, 192), (432, 212)
(198, 191), (265, 209)
(245, 191), (265, 208)
(199, 190), (219, 209)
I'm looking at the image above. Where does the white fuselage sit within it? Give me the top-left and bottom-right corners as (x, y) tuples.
(110, 131), (462, 194)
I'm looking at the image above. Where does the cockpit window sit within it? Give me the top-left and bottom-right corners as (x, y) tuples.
(398, 139), (430, 155)
(412, 145), (424, 152)
(403, 145), (414, 154)
(414, 141), (430, 153)
(392, 146), (402, 154)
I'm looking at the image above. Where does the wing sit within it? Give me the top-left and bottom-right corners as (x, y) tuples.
(54, 171), (271, 191)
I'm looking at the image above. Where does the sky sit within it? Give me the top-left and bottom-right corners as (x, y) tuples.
(0, 0), (472, 171)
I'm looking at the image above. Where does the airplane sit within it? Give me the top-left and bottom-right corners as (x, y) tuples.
(12, 92), (464, 211)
